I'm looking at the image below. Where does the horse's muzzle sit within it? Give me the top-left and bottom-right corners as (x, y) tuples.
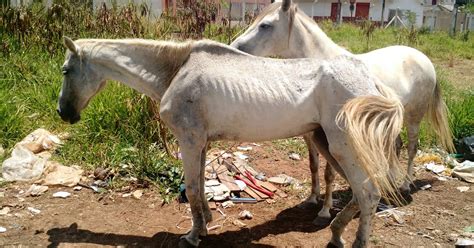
(57, 108), (81, 124)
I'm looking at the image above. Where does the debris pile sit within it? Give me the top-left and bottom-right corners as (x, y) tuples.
(197, 148), (293, 204)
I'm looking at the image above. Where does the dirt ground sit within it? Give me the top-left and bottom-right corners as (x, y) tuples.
(1, 141), (473, 248)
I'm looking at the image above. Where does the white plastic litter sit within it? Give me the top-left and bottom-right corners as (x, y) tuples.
(233, 152), (249, 160)
(1, 145), (46, 182)
(452, 160), (474, 183)
(289, 153), (301, 161)
(25, 184), (49, 196)
(0, 226), (6, 233)
(234, 180), (247, 191)
(456, 186), (469, 192)
(52, 191), (71, 198)
(425, 162), (446, 174)
(27, 207), (41, 215)
(36, 161), (83, 187)
(237, 146), (253, 151)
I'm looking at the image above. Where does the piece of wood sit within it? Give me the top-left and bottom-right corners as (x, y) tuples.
(243, 187), (262, 201)
(217, 173), (241, 192)
(259, 181), (278, 192)
(275, 189), (288, 198)
(247, 186), (269, 199)
(208, 201), (217, 210)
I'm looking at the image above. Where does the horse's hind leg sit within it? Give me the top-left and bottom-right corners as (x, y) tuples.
(400, 119), (421, 193)
(324, 129), (381, 248)
(301, 132), (320, 206)
(319, 163), (335, 219)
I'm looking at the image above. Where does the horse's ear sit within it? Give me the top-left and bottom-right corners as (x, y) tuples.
(63, 36), (79, 55)
(282, 0), (291, 12)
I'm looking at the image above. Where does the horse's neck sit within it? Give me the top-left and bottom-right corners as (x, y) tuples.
(297, 16), (349, 59)
(89, 41), (190, 100)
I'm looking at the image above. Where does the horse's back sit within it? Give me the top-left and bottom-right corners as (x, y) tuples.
(357, 45), (436, 107)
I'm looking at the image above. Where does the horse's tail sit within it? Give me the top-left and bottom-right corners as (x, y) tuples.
(427, 82), (455, 152)
(336, 84), (405, 202)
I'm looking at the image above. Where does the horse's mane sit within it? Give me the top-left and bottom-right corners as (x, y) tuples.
(75, 39), (194, 86)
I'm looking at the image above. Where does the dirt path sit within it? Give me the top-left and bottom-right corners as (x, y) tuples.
(1, 141), (473, 247)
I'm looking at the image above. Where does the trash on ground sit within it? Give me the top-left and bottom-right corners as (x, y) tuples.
(457, 186), (470, 192)
(237, 146), (253, 151)
(452, 160), (474, 183)
(238, 210), (253, 220)
(420, 184), (432, 190)
(2, 145), (47, 182)
(52, 191), (71, 198)
(232, 219), (246, 227)
(455, 238), (474, 247)
(27, 207), (41, 215)
(204, 180), (230, 201)
(25, 184), (49, 196)
(122, 193), (132, 198)
(0, 226), (6, 233)
(36, 161), (83, 187)
(255, 173), (266, 181)
(132, 190), (143, 199)
(234, 180), (246, 191)
(233, 152), (248, 160)
(268, 174), (297, 185)
(0, 207), (10, 215)
(455, 135), (474, 161)
(376, 207), (406, 224)
(230, 197), (257, 203)
(289, 153), (301, 161)
(425, 162), (446, 174)
(73, 186), (82, 191)
(221, 200), (234, 208)
(16, 128), (61, 154)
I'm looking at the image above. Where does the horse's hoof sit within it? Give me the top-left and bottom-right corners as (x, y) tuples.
(327, 237), (345, 248)
(180, 234), (201, 247)
(313, 216), (332, 227)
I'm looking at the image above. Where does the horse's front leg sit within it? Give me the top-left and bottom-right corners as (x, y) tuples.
(179, 140), (208, 246)
(200, 143), (212, 225)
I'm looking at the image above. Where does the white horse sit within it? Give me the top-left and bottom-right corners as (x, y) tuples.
(231, 0), (454, 216)
(58, 37), (404, 247)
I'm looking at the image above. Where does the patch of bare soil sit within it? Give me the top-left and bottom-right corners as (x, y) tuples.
(1, 142), (473, 247)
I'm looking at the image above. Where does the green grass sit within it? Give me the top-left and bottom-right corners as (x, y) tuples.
(1, 3), (473, 198)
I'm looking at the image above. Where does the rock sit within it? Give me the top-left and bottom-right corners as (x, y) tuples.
(122, 193), (132, 198)
(0, 207), (11, 215)
(27, 207), (41, 215)
(0, 226), (6, 233)
(52, 191), (71, 198)
(93, 167), (111, 180)
(132, 190), (143, 199)
(25, 184), (49, 196)
(238, 210), (253, 220)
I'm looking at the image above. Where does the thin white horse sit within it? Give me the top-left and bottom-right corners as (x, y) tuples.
(231, 0), (454, 216)
(58, 37), (404, 247)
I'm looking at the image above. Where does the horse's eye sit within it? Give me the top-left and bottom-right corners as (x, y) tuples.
(259, 23), (272, 29)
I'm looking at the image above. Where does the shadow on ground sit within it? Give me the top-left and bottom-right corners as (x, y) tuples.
(47, 179), (433, 248)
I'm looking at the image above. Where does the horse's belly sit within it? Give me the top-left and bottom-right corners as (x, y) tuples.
(206, 102), (318, 142)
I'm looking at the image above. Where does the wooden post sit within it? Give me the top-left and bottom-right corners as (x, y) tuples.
(450, 4), (459, 36)
(381, 0), (386, 26)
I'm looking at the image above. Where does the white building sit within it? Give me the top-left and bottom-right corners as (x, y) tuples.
(293, 0), (425, 27)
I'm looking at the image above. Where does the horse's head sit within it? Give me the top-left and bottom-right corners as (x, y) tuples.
(231, 0), (296, 57)
(57, 37), (106, 124)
